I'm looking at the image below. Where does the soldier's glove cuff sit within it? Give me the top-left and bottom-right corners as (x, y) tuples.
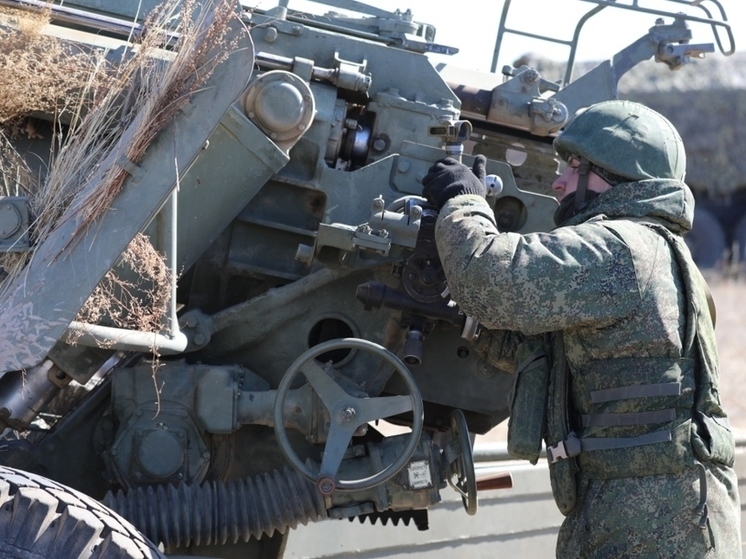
(422, 155), (487, 210)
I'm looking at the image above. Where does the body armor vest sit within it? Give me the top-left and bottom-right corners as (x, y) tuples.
(508, 219), (735, 515)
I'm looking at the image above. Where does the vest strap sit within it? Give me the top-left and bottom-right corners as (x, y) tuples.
(590, 382), (681, 404)
(547, 430), (672, 464)
(581, 408), (677, 428)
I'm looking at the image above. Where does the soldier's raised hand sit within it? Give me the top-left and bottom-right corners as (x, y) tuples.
(422, 155), (487, 210)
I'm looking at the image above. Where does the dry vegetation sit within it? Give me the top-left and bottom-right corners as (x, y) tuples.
(0, 0), (242, 334)
(76, 233), (173, 335)
(0, 6), (105, 130)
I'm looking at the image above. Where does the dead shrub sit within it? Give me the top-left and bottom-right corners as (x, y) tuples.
(75, 233), (173, 335)
(0, 0), (243, 335)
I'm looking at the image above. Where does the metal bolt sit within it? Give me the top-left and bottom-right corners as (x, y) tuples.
(373, 138), (387, 152)
(317, 476), (335, 495)
(264, 27), (278, 42)
(523, 69), (539, 83)
(339, 406), (356, 422)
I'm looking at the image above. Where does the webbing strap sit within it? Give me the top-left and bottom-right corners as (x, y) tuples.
(580, 429), (672, 451)
(590, 382), (681, 404)
(581, 408), (676, 428)
(547, 429), (673, 464)
(574, 157), (591, 212)
(515, 349), (547, 375)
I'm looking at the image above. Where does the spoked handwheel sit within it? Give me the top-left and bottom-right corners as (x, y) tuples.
(446, 408), (478, 515)
(274, 338), (424, 495)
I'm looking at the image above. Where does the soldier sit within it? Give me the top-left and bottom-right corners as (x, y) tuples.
(422, 100), (741, 558)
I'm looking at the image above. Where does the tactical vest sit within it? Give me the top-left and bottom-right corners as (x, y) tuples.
(507, 218), (735, 515)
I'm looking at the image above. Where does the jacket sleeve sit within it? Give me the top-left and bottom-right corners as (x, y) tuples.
(470, 328), (539, 373)
(435, 195), (643, 335)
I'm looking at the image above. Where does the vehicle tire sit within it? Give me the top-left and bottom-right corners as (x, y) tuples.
(0, 466), (165, 559)
(685, 207), (727, 269)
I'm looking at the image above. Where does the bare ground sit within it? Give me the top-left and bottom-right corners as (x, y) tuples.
(708, 278), (746, 435)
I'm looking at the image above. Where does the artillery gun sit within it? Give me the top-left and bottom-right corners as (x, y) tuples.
(0, 1), (734, 557)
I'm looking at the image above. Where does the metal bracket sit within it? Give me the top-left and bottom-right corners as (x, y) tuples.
(299, 195), (423, 263)
(0, 196), (31, 253)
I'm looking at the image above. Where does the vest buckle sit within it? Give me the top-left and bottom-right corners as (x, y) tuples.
(547, 432), (582, 464)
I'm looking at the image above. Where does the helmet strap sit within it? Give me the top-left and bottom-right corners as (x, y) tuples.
(574, 157), (591, 212)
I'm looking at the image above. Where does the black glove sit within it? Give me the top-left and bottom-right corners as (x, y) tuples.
(422, 155), (487, 210)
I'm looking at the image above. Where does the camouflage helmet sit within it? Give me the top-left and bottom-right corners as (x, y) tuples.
(554, 100), (686, 182)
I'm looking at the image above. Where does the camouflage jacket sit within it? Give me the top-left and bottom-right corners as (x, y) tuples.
(435, 179), (695, 374)
(436, 179), (738, 552)
(437, 179), (733, 473)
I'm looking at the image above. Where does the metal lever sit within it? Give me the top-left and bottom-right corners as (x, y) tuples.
(657, 41), (715, 69)
(428, 120), (473, 162)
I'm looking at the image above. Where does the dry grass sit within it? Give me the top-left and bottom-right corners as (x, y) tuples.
(0, 6), (106, 130)
(0, 5), (109, 279)
(0, 130), (34, 197)
(0, 0), (243, 332)
(75, 233), (173, 334)
(64, 0), (240, 234)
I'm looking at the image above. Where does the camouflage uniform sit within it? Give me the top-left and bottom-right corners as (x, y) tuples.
(434, 177), (742, 557)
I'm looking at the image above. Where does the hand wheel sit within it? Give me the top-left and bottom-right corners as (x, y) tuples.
(274, 337), (423, 495)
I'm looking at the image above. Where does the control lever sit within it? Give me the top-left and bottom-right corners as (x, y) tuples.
(428, 119), (472, 161)
(657, 41), (715, 69)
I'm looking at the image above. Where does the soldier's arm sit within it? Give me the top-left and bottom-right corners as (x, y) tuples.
(469, 328), (534, 373)
(435, 196), (642, 334)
